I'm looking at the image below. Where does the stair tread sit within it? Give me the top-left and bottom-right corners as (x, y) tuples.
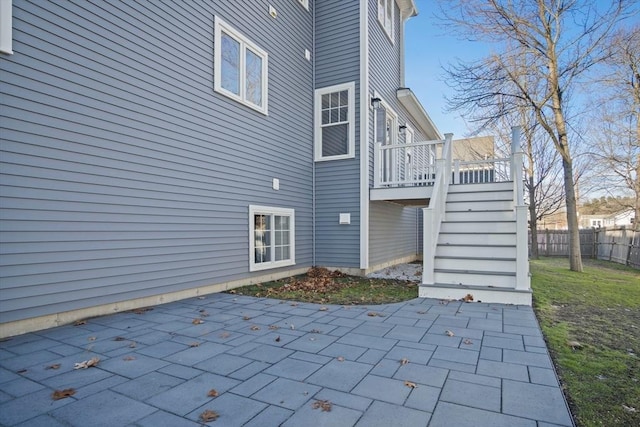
(447, 199), (512, 202)
(442, 220), (516, 223)
(439, 231), (516, 235)
(420, 283), (531, 293)
(435, 255), (516, 261)
(437, 243), (516, 247)
(435, 268), (516, 276)
(446, 209), (512, 212)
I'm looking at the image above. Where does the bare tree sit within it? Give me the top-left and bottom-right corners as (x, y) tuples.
(439, 0), (634, 271)
(587, 25), (639, 230)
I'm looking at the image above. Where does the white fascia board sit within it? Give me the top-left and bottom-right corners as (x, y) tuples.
(397, 88), (443, 140)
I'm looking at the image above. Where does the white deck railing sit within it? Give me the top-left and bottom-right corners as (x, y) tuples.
(374, 139), (442, 188)
(453, 158), (511, 184)
(422, 134), (453, 285)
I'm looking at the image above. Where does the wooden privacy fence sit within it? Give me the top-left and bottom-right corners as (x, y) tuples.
(530, 226), (640, 269)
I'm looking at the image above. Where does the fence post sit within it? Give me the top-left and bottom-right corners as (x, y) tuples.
(609, 228), (615, 261)
(545, 229), (550, 256)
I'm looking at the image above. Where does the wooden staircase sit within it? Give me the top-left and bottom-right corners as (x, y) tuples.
(419, 181), (532, 305)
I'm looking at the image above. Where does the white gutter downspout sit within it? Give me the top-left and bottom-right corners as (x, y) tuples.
(359, 0), (369, 270)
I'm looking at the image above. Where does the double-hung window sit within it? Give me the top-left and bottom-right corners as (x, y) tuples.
(314, 82), (355, 161)
(214, 16), (268, 114)
(377, 0), (395, 42)
(249, 205), (295, 271)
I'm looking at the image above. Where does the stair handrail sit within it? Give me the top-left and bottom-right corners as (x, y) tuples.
(511, 126), (530, 291)
(422, 133), (453, 285)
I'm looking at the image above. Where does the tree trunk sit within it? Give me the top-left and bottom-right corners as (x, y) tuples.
(562, 157), (583, 271)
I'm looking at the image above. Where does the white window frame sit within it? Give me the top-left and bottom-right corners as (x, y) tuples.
(314, 82), (356, 161)
(297, 0), (309, 10)
(377, 0), (395, 43)
(0, 0), (13, 55)
(249, 205), (295, 272)
(214, 16), (268, 115)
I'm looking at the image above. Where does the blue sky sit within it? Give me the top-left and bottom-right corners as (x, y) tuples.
(404, 0), (489, 139)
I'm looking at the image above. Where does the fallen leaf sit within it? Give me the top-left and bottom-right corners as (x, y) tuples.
(404, 380), (418, 389)
(113, 336), (126, 341)
(74, 357), (100, 370)
(88, 336), (96, 342)
(312, 399), (332, 412)
(367, 312), (379, 317)
(46, 364), (61, 370)
(400, 358), (410, 365)
(290, 303), (299, 307)
(622, 404), (636, 413)
(16, 369), (27, 374)
(242, 316), (251, 321)
(310, 329), (321, 334)
(207, 389), (219, 398)
(319, 306), (328, 311)
(268, 325), (279, 330)
(52, 388), (76, 400)
(129, 341), (137, 348)
(74, 320), (87, 326)
(275, 336), (281, 342)
(250, 325), (260, 331)
(445, 330), (455, 337)
(336, 356), (345, 362)
(123, 356), (136, 361)
(197, 296), (206, 300)
(462, 293), (474, 302)
(192, 318), (204, 325)
(199, 310), (210, 317)
(290, 324), (295, 330)
(417, 311), (427, 314)
(189, 342), (201, 347)
(463, 339), (473, 345)
(199, 410), (219, 422)
(219, 332), (231, 339)
(567, 340), (582, 350)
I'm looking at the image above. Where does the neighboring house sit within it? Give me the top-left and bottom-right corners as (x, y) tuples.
(580, 209), (635, 228)
(0, 0), (530, 337)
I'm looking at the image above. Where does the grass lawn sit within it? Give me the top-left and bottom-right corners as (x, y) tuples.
(531, 257), (640, 427)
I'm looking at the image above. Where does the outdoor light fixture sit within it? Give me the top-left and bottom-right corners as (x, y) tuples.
(370, 97), (381, 109)
(399, 124), (407, 134)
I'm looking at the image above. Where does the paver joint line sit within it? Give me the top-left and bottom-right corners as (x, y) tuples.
(0, 294), (573, 427)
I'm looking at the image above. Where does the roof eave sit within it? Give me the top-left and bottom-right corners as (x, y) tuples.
(397, 88), (443, 140)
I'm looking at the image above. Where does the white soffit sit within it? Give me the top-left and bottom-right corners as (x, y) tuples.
(397, 88), (443, 140)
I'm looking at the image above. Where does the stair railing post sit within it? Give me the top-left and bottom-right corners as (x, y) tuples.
(422, 207), (435, 285)
(511, 125), (529, 291)
(511, 126), (524, 205)
(374, 143), (381, 188)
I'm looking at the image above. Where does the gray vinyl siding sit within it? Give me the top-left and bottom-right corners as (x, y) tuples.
(313, 0), (361, 268)
(0, 1), (314, 323)
(369, 202), (421, 266)
(367, 0), (426, 265)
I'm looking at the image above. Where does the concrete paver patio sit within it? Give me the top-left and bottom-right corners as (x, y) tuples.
(0, 294), (574, 426)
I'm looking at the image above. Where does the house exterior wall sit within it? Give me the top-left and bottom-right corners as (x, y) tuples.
(313, 0), (362, 268)
(366, 0), (425, 266)
(0, 1), (314, 324)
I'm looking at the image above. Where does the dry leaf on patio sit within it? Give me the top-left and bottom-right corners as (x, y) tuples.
(87, 336), (96, 342)
(400, 358), (410, 365)
(290, 324), (295, 330)
(73, 320), (87, 326)
(367, 312), (379, 317)
(219, 332), (231, 339)
(46, 363), (61, 370)
(242, 316), (251, 320)
(113, 336), (126, 341)
(189, 342), (201, 347)
(462, 293), (474, 302)
(268, 325), (279, 330)
(123, 356), (136, 361)
(131, 307), (153, 314)
(275, 336), (281, 342)
(52, 388), (76, 400)
(129, 341), (137, 348)
(250, 325), (260, 331)
(417, 311), (427, 315)
(197, 296), (206, 299)
(74, 357), (100, 370)
(207, 389), (219, 398)
(199, 410), (219, 422)
(312, 399), (332, 412)
(404, 380), (417, 389)
(319, 306), (328, 311)
(199, 310), (210, 317)
(310, 329), (321, 334)
(290, 303), (299, 307)
(336, 356), (345, 362)
(445, 330), (455, 337)
(463, 339), (473, 345)
(192, 318), (204, 325)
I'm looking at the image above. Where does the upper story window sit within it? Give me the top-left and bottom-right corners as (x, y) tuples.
(0, 0), (13, 55)
(377, 0), (395, 42)
(249, 205), (295, 271)
(214, 16), (268, 114)
(314, 82), (356, 161)
(297, 0), (309, 10)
